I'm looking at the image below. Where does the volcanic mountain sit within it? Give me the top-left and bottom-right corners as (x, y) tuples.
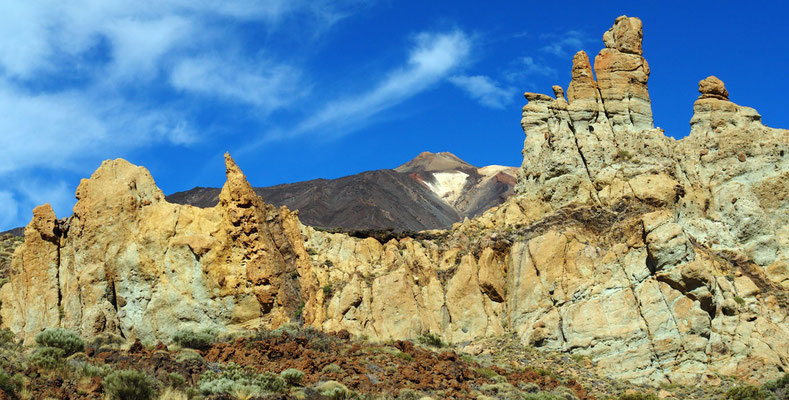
(166, 152), (517, 232)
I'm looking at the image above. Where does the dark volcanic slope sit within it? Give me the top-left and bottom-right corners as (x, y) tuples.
(167, 169), (461, 231)
(0, 227), (23, 237)
(167, 152), (516, 232)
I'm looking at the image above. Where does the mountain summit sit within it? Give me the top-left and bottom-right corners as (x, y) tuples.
(167, 152), (517, 232)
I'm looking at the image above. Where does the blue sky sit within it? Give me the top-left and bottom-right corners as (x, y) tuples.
(1, 1), (787, 230)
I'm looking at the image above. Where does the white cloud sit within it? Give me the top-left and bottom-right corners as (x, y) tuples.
(0, 0), (369, 229)
(449, 75), (512, 109)
(0, 191), (18, 229)
(170, 55), (307, 111)
(520, 57), (556, 77)
(540, 30), (587, 57)
(259, 30), (471, 142)
(0, 84), (193, 175)
(103, 16), (194, 81)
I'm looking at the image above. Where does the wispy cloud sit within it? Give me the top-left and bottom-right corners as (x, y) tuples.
(519, 56), (556, 77)
(0, 1), (364, 228)
(449, 75), (512, 109)
(540, 30), (588, 57)
(0, 191), (18, 230)
(170, 55), (308, 111)
(256, 29), (472, 143)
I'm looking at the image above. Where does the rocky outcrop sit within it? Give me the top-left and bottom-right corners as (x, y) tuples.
(0, 154), (319, 343)
(1, 15), (787, 388)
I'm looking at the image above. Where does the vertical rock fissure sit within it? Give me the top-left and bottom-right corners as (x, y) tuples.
(614, 254), (672, 382)
(55, 238), (63, 325)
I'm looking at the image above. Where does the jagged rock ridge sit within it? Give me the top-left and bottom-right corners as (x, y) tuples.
(166, 151), (517, 232)
(1, 15), (787, 387)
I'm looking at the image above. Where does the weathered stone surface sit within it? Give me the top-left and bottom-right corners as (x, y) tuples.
(510, 15), (788, 385)
(1, 154), (318, 344)
(698, 76), (729, 100)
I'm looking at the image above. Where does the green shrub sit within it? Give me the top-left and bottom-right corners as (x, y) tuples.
(0, 370), (22, 397)
(397, 388), (421, 400)
(198, 363), (286, 396)
(103, 369), (158, 400)
(167, 372), (187, 388)
(30, 346), (66, 370)
(0, 329), (15, 347)
(725, 385), (775, 400)
(519, 382), (540, 393)
(416, 332), (444, 348)
(172, 329), (213, 350)
(315, 380), (355, 399)
(619, 393), (659, 400)
(523, 393), (563, 400)
(280, 368), (304, 385)
(79, 362), (111, 378)
(764, 373), (789, 399)
(35, 328), (84, 356)
(553, 386), (578, 400)
(321, 363), (343, 374)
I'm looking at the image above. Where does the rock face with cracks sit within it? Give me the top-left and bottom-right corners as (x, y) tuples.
(0, 154), (319, 344)
(1, 15), (787, 387)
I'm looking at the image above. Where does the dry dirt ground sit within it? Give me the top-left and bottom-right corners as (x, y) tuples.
(0, 325), (767, 400)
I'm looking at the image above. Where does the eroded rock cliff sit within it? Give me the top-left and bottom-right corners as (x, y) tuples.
(1, 154), (319, 344)
(1, 15), (786, 387)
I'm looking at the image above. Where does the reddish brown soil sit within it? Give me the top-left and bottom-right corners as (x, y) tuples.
(4, 330), (594, 399)
(203, 331), (594, 400)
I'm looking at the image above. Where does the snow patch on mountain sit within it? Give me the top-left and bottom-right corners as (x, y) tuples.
(424, 171), (469, 205)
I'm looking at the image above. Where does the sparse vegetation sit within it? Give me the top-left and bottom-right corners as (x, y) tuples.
(0, 370), (22, 398)
(280, 368), (304, 385)
(198, 362), (286, 396)
(725, 384), (772, 399)
(29, 346), (66, 370)
(34, 328), (84, 357)
(618, 393), (659, 400)
(416, 332), (445, 348)
(104, 369), (158, 400)
(172, 329), (213, 350)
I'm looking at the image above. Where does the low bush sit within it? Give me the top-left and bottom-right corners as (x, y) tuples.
(397, 388), (421, 400)
(0, 329), (14, 347)
(198, 362), (286, 396)
(30, 346), (65, 370)
(34, 328), (84, 356)
(172, 329), (213, 350)
(619, 393), (659, 400)
(764, 373), (789, 399)
(315, 380), (356, 399)
(167, 372), (187, 388)
(280, 368), (304, 385)
(416, 332), (444, 348)
(553, 386), (579, 400)
(103, 369), (158, 400)
(321, 363), (343, 374)
(0, 370), (22, 397)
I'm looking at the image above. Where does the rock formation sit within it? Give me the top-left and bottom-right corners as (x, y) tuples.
(1, 15), (787, 387)
(1, 154), (319, 343)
